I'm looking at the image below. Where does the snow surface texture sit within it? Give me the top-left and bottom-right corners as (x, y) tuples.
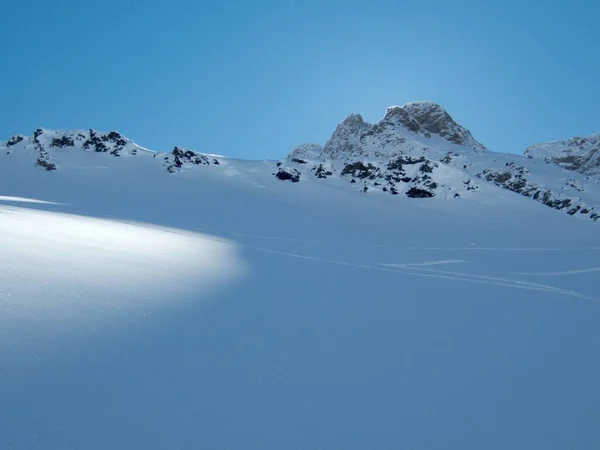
(525, 132), (600, 177)
(1, 105), (600, 449)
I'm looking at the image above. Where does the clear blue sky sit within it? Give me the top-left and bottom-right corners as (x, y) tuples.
(0, 0), (598, 158)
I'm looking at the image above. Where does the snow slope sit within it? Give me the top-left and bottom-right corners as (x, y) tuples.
(1, 109), (600, 449)
(525, 132), (600, 178)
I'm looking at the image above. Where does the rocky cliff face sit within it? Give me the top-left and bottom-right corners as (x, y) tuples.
(321, 114), (372, 159)
(402, 101), (487, 151)
(525, 133), (600, 178)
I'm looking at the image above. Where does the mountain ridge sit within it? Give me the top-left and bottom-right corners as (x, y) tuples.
(2, 102), (599, 223)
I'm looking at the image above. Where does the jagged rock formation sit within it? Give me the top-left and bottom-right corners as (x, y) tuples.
(320, 102), (486, 161)
(163, 146), (220, 173)
(322, 114), (371, 159)
(402, 101), (487, 151)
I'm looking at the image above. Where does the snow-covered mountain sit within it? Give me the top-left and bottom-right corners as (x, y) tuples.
(525, 132), (600, 178)
(3, 102), (600, 224)
(276, 102), (600, 222)
(1, 106), (600, 449)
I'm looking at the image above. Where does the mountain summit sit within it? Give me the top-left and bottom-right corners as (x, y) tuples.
(321, 102), (485, 160)
(401, 101), (487, 151)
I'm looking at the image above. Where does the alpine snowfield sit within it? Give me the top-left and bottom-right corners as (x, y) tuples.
(1, 146), (599, 450)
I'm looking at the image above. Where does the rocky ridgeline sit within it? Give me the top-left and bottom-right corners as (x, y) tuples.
(2, 103), (598, 223)
(3, 128), (137, 171)
(2, 128), (222, 175)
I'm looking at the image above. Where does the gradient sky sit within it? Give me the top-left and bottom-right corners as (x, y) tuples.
(0, 0), (598, 159)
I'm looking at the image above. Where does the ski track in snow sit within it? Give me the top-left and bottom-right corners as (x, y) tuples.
(226, 233), (598, 301)
(118, 226), (597, 303)
(239, 244), (598, 303)
(516, 267), (600, 276)
(228, 232), (600, 253)
(409, 246), (600, 251)
(385, 266), (597, 301)
(380, 260), (470, 268)
(232, 232), (389, 247)
(3, 204), (596, 302)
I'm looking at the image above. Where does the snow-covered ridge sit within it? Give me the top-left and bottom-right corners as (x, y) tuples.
(525, 132), (600, 177)
(3, 128), (152, 171)
(2, 103), (599, 224)
(1, 128), (223, 173)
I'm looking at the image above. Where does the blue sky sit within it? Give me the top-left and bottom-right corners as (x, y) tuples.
(0, 0), (598, 158)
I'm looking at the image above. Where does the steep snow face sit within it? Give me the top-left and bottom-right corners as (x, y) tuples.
(525, 133), (600, 178)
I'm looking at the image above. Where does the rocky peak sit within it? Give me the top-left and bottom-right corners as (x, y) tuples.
(381, 106), (423, 134)
(401, 102), (487, 151)
(525, 132), (600, 178)
(322, 113), (372, 159)
(321, 103), (486, 161)
(341, 113), (366, 128)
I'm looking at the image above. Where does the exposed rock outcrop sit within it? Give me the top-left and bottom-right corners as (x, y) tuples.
(525, 133), (600, 178)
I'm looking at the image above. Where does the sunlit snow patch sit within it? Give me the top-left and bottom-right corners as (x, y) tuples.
(0, 205), (246, 347)
(0, 195), (64, 205)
